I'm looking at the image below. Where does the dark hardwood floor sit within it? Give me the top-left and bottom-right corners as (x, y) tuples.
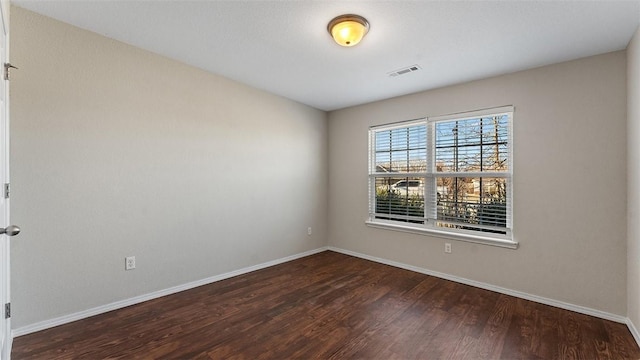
(12, 251), (640, 359)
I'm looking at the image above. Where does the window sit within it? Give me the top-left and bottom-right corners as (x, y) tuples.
(367, 106), (514, 248)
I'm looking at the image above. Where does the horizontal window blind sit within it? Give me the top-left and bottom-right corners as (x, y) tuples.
(369, 121), (428, 224)
(368, 107), (513, 239)
(433, 114), (511, 234)
(373, 123), (427, 174)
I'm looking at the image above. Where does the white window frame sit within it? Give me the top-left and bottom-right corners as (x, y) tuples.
(366, 106), (517, 249)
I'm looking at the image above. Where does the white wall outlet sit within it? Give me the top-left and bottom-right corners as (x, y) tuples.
(307, 227), (312, 236)
(444, 243), (452, 254)
(125, 256), (136, 270)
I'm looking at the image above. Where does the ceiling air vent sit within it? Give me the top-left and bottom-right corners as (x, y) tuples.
(388, 64), (422, 77)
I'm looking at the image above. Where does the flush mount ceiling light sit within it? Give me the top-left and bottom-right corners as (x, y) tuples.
(327, 14), (369, 47)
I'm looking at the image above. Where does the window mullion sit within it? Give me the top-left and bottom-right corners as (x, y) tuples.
(426, 122), (436, 222)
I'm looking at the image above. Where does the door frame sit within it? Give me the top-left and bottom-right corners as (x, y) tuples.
(0, 1), (11, 359)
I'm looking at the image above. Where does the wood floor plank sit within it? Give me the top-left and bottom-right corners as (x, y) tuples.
(12, 251), (640, 359)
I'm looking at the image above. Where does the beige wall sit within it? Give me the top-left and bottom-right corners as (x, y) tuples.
(9, 7), (328, 328)
(628, 25), (640, 334)
(328, 51), (628, 315)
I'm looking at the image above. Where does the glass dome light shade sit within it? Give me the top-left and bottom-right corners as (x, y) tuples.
(328, 15), (369, 47)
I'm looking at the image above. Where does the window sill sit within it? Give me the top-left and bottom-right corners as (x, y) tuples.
(365, 220), (519, 249)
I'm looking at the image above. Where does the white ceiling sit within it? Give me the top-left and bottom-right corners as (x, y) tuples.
(13, 0), (640, 111)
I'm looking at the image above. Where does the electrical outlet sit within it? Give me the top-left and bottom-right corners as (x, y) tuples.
(125, 256), (136, 270)
(444, 243), (452, 254)
(307, 227), (312, 236)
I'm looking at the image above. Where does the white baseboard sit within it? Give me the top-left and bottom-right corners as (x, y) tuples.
(12, 246), (329, 338)
(627, 318), (640, 347)
(327, 246), (628, 324)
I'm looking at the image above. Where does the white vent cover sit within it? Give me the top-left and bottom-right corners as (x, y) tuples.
(388, 64), (422, 77)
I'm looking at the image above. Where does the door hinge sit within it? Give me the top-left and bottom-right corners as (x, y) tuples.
(5, 303), (9, 319)
(4, 63), (17, 81)
(3, 183), (8, 199)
